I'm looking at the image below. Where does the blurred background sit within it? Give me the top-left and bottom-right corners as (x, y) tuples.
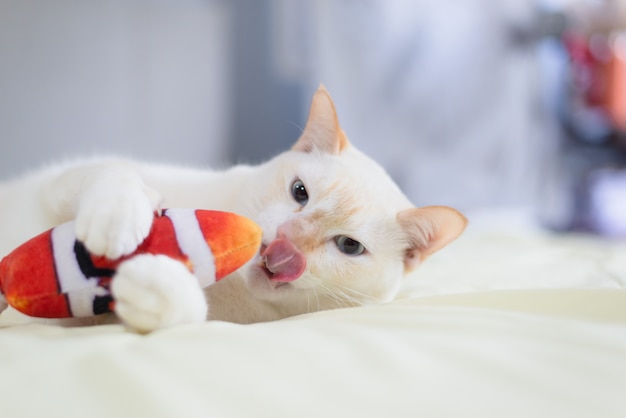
(0, 0), (624, 235)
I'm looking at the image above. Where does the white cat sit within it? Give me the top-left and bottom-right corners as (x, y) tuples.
(0, 86), (466, 332)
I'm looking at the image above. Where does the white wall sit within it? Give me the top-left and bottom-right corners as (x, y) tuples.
(0, 0), (231, 179)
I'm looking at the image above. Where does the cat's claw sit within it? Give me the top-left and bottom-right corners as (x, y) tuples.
(111, 254), (208, 333)
(75, 171), (161, 259)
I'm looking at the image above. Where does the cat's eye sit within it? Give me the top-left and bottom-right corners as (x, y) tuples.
(334, 235), (366, 256)
(291, 179), (309, 206)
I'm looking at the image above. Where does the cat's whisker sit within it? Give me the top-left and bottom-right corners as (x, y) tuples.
(287, 120), (305, 134)
(303, 284), (322, 313)
(313, 277), (378, 308)
(312, 286), (322, 312)
(305, 287), (312, 312)
(313, 289), (321, 313)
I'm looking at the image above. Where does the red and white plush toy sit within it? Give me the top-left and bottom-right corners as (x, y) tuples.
(0, 209), (262, 318)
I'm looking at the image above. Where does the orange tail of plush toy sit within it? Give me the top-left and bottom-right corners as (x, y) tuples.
(0, 209), (262, 319)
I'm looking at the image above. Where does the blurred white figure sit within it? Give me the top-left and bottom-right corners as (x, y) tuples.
(290, 0), (548, 212)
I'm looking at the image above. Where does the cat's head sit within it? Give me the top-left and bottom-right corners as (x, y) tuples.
(240, 86), (466, 313)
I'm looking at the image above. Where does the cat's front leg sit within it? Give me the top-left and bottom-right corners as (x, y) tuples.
(74, 165), (161, 259)
(111, 254), (208, 333)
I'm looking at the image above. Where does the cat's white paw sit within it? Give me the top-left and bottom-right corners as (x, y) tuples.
(111, 254), (208, 333)
(75, 171), (161, 259)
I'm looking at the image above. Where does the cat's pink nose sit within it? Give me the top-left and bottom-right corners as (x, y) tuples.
(261, 237), (306, 282)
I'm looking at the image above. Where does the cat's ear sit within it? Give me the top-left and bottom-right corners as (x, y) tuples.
(398, 206), (467, 272)
(292, 84), (350, 155)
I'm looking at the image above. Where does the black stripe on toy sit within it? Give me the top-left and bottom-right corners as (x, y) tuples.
(73, 241), (116, 278)
(93, 294), (114, 315)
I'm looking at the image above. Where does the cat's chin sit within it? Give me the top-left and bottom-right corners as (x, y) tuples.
(242, 264), (300, 301)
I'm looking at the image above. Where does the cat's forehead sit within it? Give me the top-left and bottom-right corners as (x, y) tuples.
(271, 149), (412, 254)
(288, 149), (412, 212)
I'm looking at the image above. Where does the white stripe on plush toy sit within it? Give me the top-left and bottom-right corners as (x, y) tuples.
(52, 221), (106, 317)
(164, 208), (216, 288)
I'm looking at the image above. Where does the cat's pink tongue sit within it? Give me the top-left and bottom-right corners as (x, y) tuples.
(261, 238), (306, 283)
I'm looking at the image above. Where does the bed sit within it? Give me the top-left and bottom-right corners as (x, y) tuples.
(1, 210), (625, 418)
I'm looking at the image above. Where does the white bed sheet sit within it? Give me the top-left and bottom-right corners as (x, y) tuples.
(1, 213), (625, 418)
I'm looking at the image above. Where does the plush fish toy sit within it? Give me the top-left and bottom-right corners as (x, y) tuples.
(0, 208), (262, 318)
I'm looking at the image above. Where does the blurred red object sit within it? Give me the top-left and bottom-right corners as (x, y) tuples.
(607, 34), (626, 131)
(563, 30), (626, 133)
